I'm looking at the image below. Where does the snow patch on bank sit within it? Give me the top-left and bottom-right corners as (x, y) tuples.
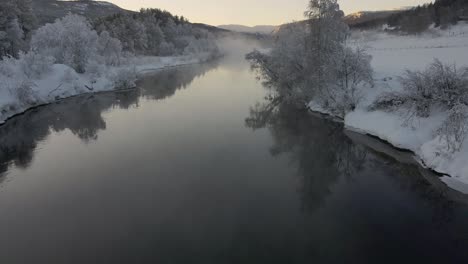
(345, 109), (445, 151)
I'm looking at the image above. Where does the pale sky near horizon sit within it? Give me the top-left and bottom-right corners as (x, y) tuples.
(105, 0), (431, 26)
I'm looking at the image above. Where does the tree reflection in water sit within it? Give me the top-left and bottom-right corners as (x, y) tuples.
(245, 96), (468, 219)
(0, 62), (218, 184)
(138, 61), (219, 101)
(246, 100), (368, 212)
(244, 97), (468, 261)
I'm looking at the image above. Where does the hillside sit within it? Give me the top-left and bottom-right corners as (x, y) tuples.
(218, 24), (278, 34)
(348, 0), (468, 32)
(32, 0), (231, 36)
(271, 10), (406, 35)
(344, 10), (404, 27)
(32, 0), (132, 24)
(273, 0), (468, 34)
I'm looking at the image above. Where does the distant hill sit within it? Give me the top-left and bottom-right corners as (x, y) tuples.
(270, 10), (407, 35)
(218, 24), (278, 34)
(274, 0), (468, 34)
(32, 0), (132, 24)
(192, 23), (230, 34)
(32, 0), (232, 36)
(347, 0), (468, 32)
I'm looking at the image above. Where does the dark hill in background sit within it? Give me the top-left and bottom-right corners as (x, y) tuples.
(32, 0), (131, 24)
(275, 0), (468, 34)
(31, 0), (230, 35)
(350, 0), (468, 32)
(344, 10), (405, 28)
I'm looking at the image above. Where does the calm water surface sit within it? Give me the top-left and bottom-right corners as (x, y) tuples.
(1, 45), (468, 263)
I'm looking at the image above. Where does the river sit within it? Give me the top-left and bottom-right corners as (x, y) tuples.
(0, 42), (468, 263)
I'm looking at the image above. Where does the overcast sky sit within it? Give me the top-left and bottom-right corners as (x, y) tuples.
(106, 0), (431, 26)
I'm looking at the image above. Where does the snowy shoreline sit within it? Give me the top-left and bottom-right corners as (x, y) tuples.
(307, 106), (441, 172)
(307, 105), (468, 194)
(0, 53), (217, 126)
(304, 23), (468, 190)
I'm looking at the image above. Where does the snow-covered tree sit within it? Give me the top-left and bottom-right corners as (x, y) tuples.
(141, 16), (164, 55)
(247, 0), (373, 116)
(328, 45), (373, 115)
(0, 0), (36, 58)
(31, 14), (98, 73)
(5, 18), (24, 58)
(159, 41), (176, 56)
(162, 18), (178, 44)
(246, 23), (308, 104)
(31, 14), (122, 73)
(94, 14), (148, 55)
(304, 0), (350, 102)
(97, 31), (123, 66)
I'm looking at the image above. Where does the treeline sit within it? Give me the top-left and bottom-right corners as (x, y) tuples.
(1, 1), (219, 59)
(352, 0), (468, 33)
(94, 9), (219, 56)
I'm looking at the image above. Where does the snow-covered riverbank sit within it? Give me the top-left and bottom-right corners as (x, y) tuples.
(0, 53), (215, 125)
(310, 23), (468, 187)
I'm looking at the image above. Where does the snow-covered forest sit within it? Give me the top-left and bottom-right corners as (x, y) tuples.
(0, 0), (220, 123)
(247, 0), (468, 184)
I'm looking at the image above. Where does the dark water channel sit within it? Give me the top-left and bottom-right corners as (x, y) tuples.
(0, 47), (467, 263)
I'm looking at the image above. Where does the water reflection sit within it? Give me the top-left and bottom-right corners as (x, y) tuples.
(246, 101), (368, 212)
(347, 130), (468, 228)
(1, 54), (468, 262)
(138, 61), (219, 101)
(246, 98), (468, 206)
(245, 99), (468, 261)
(0, 62), (218, 183)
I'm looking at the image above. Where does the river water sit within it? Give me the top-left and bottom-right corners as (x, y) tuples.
(0, 43), (468, 263)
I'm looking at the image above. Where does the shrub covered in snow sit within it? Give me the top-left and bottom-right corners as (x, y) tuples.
(371, 59), (468, 153)
(111, 68), (137, 90)
(0, 50), (52, 110)
(10, 81), (37, 105)
(371, 59), (468, 116)
(436, 104), (468, 153)
(18, 51), (55, 79)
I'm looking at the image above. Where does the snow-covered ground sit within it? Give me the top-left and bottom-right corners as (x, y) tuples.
(0, 53), (215, 125)
(310, 22), (468, 188)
